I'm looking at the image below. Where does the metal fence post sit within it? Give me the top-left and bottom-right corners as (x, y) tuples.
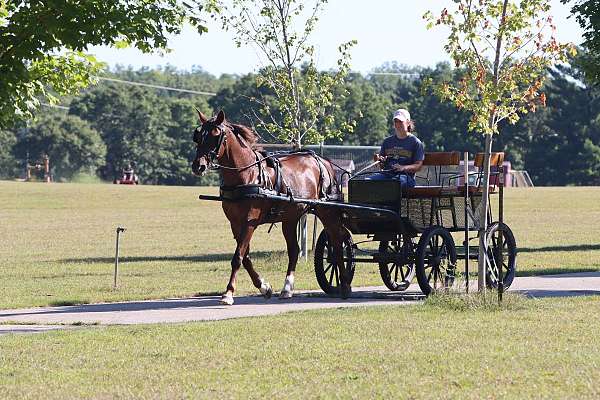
(464, 152), (469, 294)
(114, 227), (126, 289)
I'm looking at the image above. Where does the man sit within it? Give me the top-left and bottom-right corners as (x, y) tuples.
(368, 108), (424, 188)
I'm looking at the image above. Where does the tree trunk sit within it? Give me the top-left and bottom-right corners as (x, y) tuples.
(477, 133), (493, 291)
(477, 0), (508, 292)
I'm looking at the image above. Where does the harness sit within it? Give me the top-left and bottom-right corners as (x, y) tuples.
(196, 121), (337, 203)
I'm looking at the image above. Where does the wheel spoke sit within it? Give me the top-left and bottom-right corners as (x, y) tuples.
(429, 238), (437, 255)
(334, 265), (340, 287)
(328, 264), (335, 286)
(436, 238), (446, 258)
(427, 267), (434, 282)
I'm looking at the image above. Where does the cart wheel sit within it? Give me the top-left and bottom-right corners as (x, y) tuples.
(378, 237), (416, 291)
(415, 226), (457, 296)
(314, 230), (355, 295)
(485, 222), (517, 289)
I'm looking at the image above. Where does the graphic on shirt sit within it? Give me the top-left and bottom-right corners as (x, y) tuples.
(385, 148), (413, 159)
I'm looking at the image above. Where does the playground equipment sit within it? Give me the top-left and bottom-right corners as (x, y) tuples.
(25, 154), (52, 182)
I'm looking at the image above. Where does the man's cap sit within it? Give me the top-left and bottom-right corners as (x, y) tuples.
(393, 108), (411, 122)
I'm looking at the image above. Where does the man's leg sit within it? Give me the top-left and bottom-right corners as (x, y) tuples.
(394, 174), (416, 188)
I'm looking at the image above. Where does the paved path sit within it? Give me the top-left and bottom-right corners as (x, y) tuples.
(1, 272), (598, 334)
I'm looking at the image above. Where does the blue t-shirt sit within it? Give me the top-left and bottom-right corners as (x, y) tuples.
(379, 134), (425, 177)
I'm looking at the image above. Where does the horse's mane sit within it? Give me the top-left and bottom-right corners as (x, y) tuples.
(228, 122), (259, 145)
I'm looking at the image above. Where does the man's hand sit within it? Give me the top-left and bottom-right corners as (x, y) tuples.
(373, 153), (386, 163)
(392, 164), (406, 173)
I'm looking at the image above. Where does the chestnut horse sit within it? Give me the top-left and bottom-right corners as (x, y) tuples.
(191, 110), (351, 305)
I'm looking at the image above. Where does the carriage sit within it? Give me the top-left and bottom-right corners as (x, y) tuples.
(193, 111), (516, 302)
(310, 151), (517, 296)
(199, 148), (517, 297)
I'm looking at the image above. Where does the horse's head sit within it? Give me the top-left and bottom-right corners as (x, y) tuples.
(191, 109), (228, 176)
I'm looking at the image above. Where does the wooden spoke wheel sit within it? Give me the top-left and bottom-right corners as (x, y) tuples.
(485, 222), (517, 289)
(378, 237), (416, 291)
(415, 226), (457, 296)
(314, 230), (355, 295)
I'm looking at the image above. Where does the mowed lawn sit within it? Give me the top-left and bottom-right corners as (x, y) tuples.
(0, 296), (599, 399)
(1, 181), (599, 309)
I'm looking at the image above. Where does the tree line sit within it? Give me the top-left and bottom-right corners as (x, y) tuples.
(0, 57), (598, 186)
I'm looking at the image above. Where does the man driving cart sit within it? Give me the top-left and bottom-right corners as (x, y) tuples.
(368, 108), (425, 188)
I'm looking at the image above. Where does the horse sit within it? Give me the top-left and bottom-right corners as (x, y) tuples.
(191, 110), (352, 305)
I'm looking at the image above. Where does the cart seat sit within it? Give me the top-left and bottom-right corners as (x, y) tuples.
(440, 186), (500, 196)
(405, 186), (444, 198)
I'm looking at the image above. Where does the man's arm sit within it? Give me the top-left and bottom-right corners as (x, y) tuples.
(392, 161), (423, 174)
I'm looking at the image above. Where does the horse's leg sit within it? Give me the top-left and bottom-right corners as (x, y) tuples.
(221, 223), (257, 305)
(221, 222), (272, 305)
(279, 218), (300, 299)
(242, 245), (273, 299)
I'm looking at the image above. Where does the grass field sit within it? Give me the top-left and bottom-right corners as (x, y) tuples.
(0, 296), (599, 399)
(1, 181), (599, 309)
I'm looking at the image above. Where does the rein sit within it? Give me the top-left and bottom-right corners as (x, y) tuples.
(209, 150), (318, 172)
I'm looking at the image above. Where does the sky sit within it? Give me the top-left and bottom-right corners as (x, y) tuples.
(90, 0), (585, 76)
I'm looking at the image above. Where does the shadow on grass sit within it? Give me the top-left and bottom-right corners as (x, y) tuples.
(519, 244), (600, 253)
(49, 300), (90, 307)
(60, 244), (600, 264)
(517, 267), (600, 277)
(60, 250), (287, 264)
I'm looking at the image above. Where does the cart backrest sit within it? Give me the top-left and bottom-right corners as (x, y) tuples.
(416, 151), (461, 187)
(474, 152), (504, 168)
(472, 152), (505, 189)
(422, 151), (461, 166)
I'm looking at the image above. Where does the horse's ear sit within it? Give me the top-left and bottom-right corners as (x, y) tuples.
(196, 108), (208, 124)
(215, 110), (225, 125)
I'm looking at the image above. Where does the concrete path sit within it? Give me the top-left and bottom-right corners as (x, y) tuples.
(0, 272), (598, 334)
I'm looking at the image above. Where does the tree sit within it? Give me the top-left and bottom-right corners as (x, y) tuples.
(0, 0), (216, 129)
(13, 114), (106, 180)
(562, 0), (600, 82)
(70, 84), (174, 184)
(0, 129), (18, 179)
(504, 58), (600, 185)
(424, 0), (573, 290)
(216, 0), (356, 146)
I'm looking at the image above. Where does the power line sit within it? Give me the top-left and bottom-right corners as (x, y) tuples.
(41, 103), (69, 110)
(96, 76), (217, 96)
(369, 72), (421, 77)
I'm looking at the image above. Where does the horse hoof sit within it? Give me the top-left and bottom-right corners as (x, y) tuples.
(219, 295), (234, 306)
(279, 290), (293, 300)
(260, 281), (273, 300)
(341, 284), (352, 300)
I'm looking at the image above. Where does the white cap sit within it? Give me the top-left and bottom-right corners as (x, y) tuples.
(393, 108), (411, 122)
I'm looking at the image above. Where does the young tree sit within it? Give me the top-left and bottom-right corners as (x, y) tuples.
(215, 0), (356, 146)
(0, 0), (216, 129)
(562, 0), (600, 83)
(424, 0), (574, 290)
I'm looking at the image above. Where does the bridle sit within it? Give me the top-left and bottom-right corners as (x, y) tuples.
(194, 121), (269, 172)
(194, 121), (227, 168)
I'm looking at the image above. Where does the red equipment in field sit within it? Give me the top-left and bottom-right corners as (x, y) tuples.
(113, 164), (139, 185)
